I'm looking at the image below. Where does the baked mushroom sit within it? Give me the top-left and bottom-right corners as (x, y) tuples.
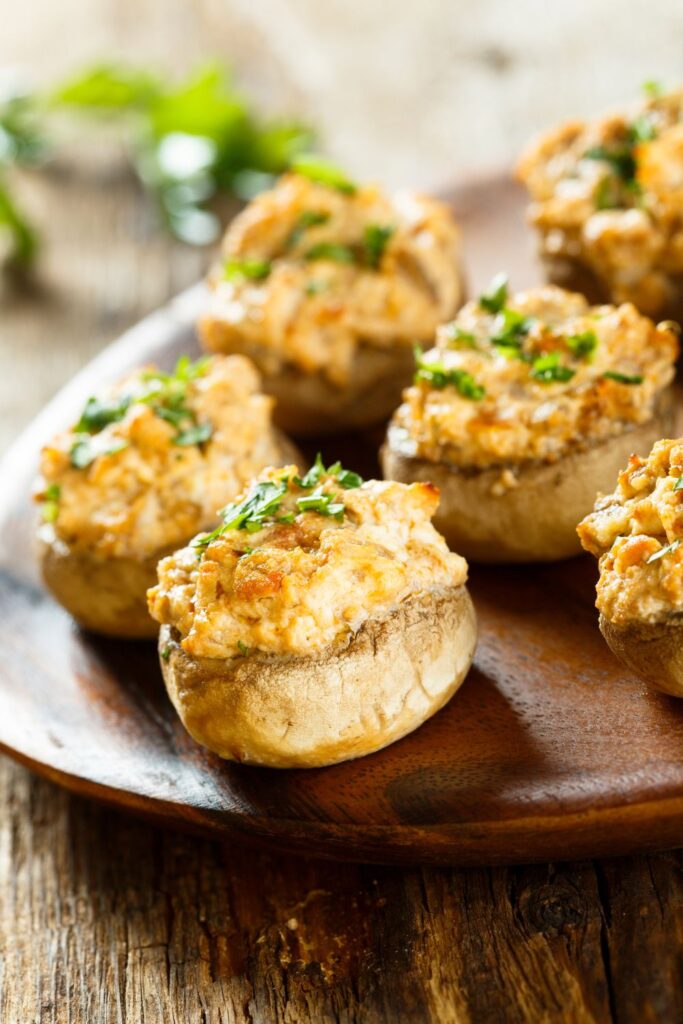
(147, 459), (477, 767)
(198, 158), (464, 436)
(517, 84), (683, 321)
(382, 278), (678, 562)
(35, 354), (299, 638)
(578, 437), (683, 697)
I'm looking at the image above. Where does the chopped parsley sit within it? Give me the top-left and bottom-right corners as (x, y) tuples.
(286, 209), (330, 248)
(647, 539), (681, 564)
(69, 435), (129, 469)
(304, 242), (355, 264)
(602, 370), (644, 385)
(296, 486), (345, 520)
(566, 329), (598, 360)
(294, 452), (363, 490)
(674, 476), (683, 492)
(363, 224), (394, 269)
(75, 394), (131, 433)
(41, 482), (61, 523)
(236, 640), (250, 656)
(160, 644), (172, 661)
(291, 154), (357, 195)
(305, 279), (329, 296)
(444, 325), (477, 349)
(479, 273), (508, 314)
(628, 114), (656, 144)
(530, 352), (575, 383)
(223, 258), (271, 281)
(414, 349), (485, 400)
(173, 422), (213, 447)
(642, 79), (663, 99)
(584, 144), (637, 183)
(491, 308), (533, 355)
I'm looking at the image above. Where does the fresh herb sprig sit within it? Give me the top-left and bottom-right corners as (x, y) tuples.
(40, 483), (61, 523)
(529, 352), (576, 383)
(647, 538), (681, 564)
(414, 349), (485, 400)
(602, 370), (644, 385)
(479, 273), (509, 314)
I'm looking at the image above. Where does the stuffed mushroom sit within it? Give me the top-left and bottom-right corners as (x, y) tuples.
(578, 437), (683, 696)
(35, 354), (299, 638)
(517, 84), (683, 321)
(198, 158), (464, 436)
(382, 278), (678, 562)
(147, 459), (477, 768)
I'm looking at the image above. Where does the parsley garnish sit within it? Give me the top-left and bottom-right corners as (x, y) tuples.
(304, 242), (354, 263)
(642, 80), (663, 99)
(491, 308), (533, 355)
(291, 154), (357, 195)
(479, 273), (509, 314)
(530, 352), (575, 383)
(160, 644), (172, 661)
(414, 349), (485, 400)
(223, 258), (271, 282)
(566, 330), (598, 360)
(363, 224), (394, 269)
(584, 144), (637, 183)
(193, 478), (289, 549)
(674, 476), (683, 492)
(305, 279), (328, 296)
(286, 210), (330, 248)
(602, 370), (643, 385)
(296, 486), (345, 520)
(236, 640), (250, 656)
(41, 483), (61, 523)
(69, 436), (129, 469)
(75, 394), (131, 433)
(445, 325), (477, 349)
(647, 539), (681, 564)
(173, 422), (213, 447)
(294, 452), (363, 490)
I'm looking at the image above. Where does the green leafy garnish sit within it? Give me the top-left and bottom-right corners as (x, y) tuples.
(530, 352), (575, 383)
(160, 644), (172, 661)
(479, 273), (509, 314)
(335, 467), (363, 489)
(647, 539), (681, 564)
(69, 436), (128, 469)
(296, 486), (345, 520)
(286, 209), (330, 248)
(628, 114), (656, 144)
(75, 394), (131, 433)
(490, 308), (533, 354)
(445, 325), (477, 349)
(41, 483), (61, 523)
(595, 177), (620, 211)
(414, 349), (485, 400)
(194, 478), (289, 549)
(291, 154), (356, 194)
(173, 422), (213, 446)
(223, 258), (271, 282)
(236, 640), (250, 656)
(294, 452), (363, 491)
(566, 330), (598, 360)
(304, 242), (354, 263)
(305, 279), (328, 297)
(674, 476), (683, 492)
(642, 80), (663, 99)
(363, 224), (394, 269)
(602, 370), (644, 385)
(584, 144), (636, 183)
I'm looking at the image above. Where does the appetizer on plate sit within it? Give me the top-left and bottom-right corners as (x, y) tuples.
(382, 278), (678, 562)
(35, 354), (298, 638)
(517, 84), (683, 320)
(198, 157), (464, 436)
(147, 458), (477, 768)
(578, 438), (683, 696)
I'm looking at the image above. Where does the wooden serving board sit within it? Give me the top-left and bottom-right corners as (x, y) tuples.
(1, 175), (683, 866)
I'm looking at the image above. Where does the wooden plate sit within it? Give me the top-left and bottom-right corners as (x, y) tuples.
(2, 175), (683, 866)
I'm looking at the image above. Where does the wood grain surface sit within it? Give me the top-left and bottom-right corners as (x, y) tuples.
(2, 147), (683, 1024)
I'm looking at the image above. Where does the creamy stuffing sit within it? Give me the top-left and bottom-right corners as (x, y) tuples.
(390, 282), (677, 470)
(199, 169), (463, 385)
(517, 87), (683, 315)
(578, 438), (683, 624)
(35, 355), (288, 560)
(147, 463), (467, 657)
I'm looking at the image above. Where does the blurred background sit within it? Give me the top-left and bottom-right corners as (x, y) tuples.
(1, 0), (682, 448)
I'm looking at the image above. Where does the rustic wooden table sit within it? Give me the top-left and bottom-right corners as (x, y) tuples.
(1, 153), (683, 1024)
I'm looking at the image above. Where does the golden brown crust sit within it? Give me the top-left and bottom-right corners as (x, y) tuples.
(599, 613), (683, 698)
(158, 585), (477, 768)
(382, 394), (674, 563)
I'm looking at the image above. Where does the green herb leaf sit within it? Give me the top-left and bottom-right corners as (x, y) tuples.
(41, 482), (61, 523)
(674, 476), (683, 492)
(414, 349), (486, 400)
(286, 209), (330, 248)
(445, 325), (477, 349)
(236, 640), (250, 656)
(296, 486), (345, 520)
(172, 421), (213, 446)
(53, 64), (161, 110)
(491, 308), (533, 353)
(336, 468), (363, 489)
(291, 154), (356, 194)
(304, 242), (354, 263)
(294, 453), (363, 491)
(0, 180), (38, 266)
(628, 114), (656, 144)
(75, 394), (131, 433)
(479, 273), (509, 314)
(642, 80), (663, 99)
(584, 145), (636, 182)
(530, 352), (576, 383)
(602, 370), (644, 385)
(647, 538), (681, 564)
(595, 177), (620, 211)
(363, 224), (394, 269)
(305, 279), (328, 296)
(160, 643), (172, 661)
(566, 330), (598, 360)
(223, 258), (271, 281)
(69, 436), (128, 469)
